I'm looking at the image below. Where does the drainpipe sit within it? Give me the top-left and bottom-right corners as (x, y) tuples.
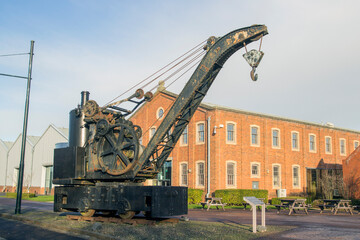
(206, 116), (211, 197)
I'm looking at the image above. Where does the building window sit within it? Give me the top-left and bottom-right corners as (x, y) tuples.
(272, 129), (280, 148)
(355, 141), (359, 150)
(309, 134), (316, 152)
(180, 163), (188, 186)
(325, 136), (332, 154)
(291, 131), (299, 150)
(196, 122), (205, 144)
(340, 139), (346, 156)
(196, 162), (205, 187)
(250, 125), (259, 146)
(44, 165), (53, 195)
(180, 126), (188, 146)
(157, 107), (164, 119)
(251, 162), (260, 178)
(226, 122), (236, 144)
(139, 137), (142, 145)
(149, 127), (156, 139)
(252, 181), (259, 189)
(226, 161), (236, 187)
(292, 165), (300, 188)
(273, 164), (281, 188)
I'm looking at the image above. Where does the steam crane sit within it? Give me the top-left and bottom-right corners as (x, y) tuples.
(53, 25), (268, 219)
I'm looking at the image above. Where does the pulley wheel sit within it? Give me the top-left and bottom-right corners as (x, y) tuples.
(97, 123), (140, 175)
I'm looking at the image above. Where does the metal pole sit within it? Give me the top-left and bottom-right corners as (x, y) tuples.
(206, 116), (211, 197)
(15, 40), (34, 214)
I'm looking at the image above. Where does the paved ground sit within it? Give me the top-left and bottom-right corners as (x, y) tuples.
(1, 198), (360, 239)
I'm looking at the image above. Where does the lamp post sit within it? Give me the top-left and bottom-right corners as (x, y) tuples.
(14, 41), (35, 214)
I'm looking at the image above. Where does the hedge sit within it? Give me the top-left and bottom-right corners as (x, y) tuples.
(188, 189), (204, 204)
(214, 189), (268, 205)
(6, 192), (36, 198)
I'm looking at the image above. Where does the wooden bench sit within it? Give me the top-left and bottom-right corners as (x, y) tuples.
(319, 199), (353, 215)
(200, 197), (226, 211)
(275, 199), (308, 215)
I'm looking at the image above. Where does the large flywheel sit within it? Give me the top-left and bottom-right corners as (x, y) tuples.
(96, 121), (141, 175)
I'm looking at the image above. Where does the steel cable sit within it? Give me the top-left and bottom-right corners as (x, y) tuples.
(103, 40), (207, 107)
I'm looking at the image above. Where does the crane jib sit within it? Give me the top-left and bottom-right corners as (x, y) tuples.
(135, 25), (268, 179)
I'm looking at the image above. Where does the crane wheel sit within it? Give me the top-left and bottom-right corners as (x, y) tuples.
(119, 211), (136, 219)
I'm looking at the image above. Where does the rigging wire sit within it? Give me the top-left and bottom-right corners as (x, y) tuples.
(0, 52), (29, 57)
(139, 47), (204, 90)
(148, 51), (205, 92)
(103, 39), (207, 107)
(142, 57), (204, 138)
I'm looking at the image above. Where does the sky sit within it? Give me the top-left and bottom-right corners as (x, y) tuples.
(1, 0), (360, 142)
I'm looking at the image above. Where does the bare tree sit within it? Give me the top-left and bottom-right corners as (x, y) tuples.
(319, 169), (344, 199)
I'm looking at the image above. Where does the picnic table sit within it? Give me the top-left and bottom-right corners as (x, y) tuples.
(275, 199), (309, 215)
(200, 197), (226, 211)
(319, 199), (353, 215)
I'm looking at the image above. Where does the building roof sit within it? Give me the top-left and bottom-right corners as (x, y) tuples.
(0, 139), (13, 151)
(49, 124), (69, 140)
(27, 136), (41, 147)
(154, 89), (360, 134)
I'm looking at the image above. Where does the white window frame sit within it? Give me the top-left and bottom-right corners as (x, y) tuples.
(226, 121), (236, 144)
(195, 160), (205, 188)
(291, 131), (300, 151)
(179, 162), (188, 186)
(226, 161), (237, 188)
(250, 125), (260, 147)
(354, 140), (359, 150)
(325, 136), (332, 154)
(271, 128), (280, 149)
(180, 125), (188, 146)
(250, 162), (260, 178)
(196, 121), (205, 145)
(309, 133), (316, 153)
(292, 165), (301, 189)
(339, 138), (346, 156)
(156, 107), (164, 120)
(272, 164), (281, 189)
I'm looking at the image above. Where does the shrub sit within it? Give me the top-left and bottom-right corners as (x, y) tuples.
(6, 192), (35, 199)
(214, 189), (268, 205)
(188, 189), (204, 204)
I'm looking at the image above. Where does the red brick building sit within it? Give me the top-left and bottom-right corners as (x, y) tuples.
(343, 147), (360, 199)
(131, 89), (360, 198)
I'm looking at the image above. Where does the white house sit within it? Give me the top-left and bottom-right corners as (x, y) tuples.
(32, 124), (68, 194)
(0, 139), (13, 191)
(1, 124), (68, 194)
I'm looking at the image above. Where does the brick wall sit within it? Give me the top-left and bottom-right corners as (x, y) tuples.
(131, 90), (360, 198)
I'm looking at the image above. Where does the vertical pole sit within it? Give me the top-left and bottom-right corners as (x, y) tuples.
(252, 204), (257, 233)
(206, 116), (211, 197)
(15, 40), (34, 214)
(262, 203), (265, 227)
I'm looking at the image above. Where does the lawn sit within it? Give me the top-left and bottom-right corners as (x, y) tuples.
(0, 193), (54, 202)
(18, 210), (293, 240)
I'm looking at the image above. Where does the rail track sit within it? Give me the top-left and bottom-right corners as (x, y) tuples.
(66, 215), (179, 226)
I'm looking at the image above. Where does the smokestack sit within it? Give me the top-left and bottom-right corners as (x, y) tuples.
(81, 91), (90, 108)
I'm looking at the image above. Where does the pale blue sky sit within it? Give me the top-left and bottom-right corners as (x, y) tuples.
(1, 0), (360, 141)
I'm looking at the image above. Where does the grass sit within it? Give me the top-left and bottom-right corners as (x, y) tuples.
(18, 211), (293, 240)
(0, 194), (54, 202)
